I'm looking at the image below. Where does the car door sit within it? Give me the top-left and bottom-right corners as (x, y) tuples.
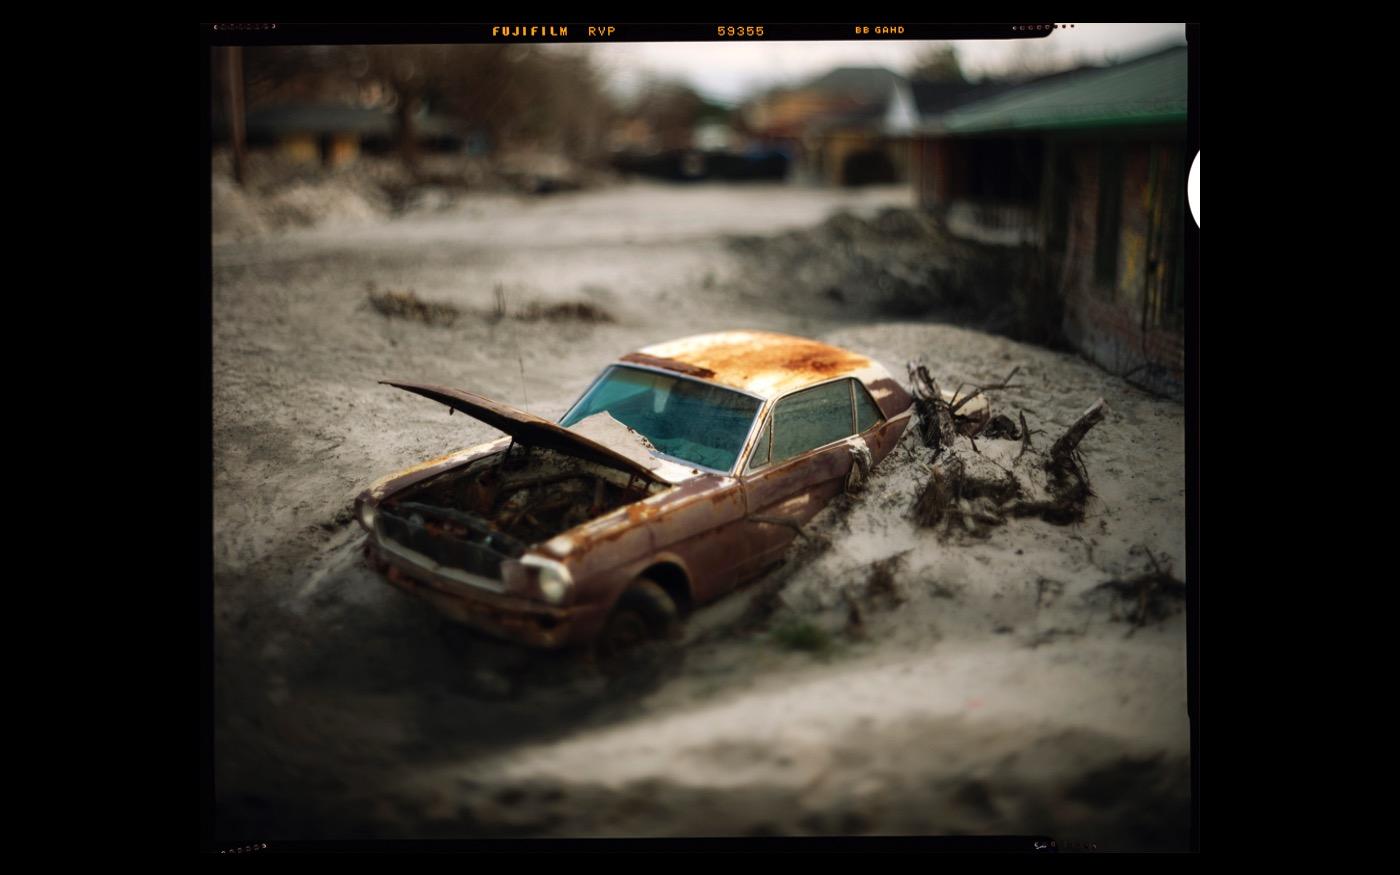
(738, 379), (859, 577)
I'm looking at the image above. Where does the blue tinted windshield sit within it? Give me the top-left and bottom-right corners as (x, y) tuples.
(560, 366), (761, 471)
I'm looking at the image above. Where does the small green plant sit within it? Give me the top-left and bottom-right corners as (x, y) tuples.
(770, 618), (833, 654)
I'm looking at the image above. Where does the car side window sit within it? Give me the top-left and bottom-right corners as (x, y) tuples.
(745, 416), (772, 472)
(772, 381), (855, 464)
(853, 380), (884, 432)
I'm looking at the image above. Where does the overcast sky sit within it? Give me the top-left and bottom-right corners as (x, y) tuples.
(582, 23), (1187, 105)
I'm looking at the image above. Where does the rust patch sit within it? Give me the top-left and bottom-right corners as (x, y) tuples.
(620, 352), (716, 379)
(634, 331), (873, 398)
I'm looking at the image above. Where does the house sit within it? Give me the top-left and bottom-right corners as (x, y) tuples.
(227, 103), (466, 167)
(906, 46), (1189, 397)
(743, 66), (914, 186)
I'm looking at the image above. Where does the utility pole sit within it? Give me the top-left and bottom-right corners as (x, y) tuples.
(224, 46), (248, 186)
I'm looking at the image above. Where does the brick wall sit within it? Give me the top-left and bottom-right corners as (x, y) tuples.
(1064, 287), (1185, 393)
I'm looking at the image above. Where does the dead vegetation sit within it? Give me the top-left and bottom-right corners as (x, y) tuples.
(366, 284), (615, 328)
(907, 360), (1106, 537)
(512, 301), (615, 324)
(1092, 548), (1186, 631)
(368, 288), (461, 327)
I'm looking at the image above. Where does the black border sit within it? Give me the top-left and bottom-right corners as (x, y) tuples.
(208, 22), (1058, 45)
(1184, 20), (1200, 856)
(232, 836), (1062, 854)
(199, 26), (216, 854)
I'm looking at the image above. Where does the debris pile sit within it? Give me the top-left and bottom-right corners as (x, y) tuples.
(907, 360), (1106, 537)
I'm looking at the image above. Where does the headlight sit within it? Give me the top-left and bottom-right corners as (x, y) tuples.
(539, 575), (567, 604)
(357, 501), (377, 533)
(521, 555), (573, 605)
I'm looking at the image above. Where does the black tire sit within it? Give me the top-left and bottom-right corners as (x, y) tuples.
(593, 579), (679, 671)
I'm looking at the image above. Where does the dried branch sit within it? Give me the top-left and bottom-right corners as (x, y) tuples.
(952, 366), (1022, 414)
(949, 386), (982, 413)
(1050, 398), (1107, 463)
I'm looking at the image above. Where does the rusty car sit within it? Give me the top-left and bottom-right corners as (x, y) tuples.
(356, 330), (913, 660)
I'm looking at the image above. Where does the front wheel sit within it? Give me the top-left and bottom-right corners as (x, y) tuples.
(593, 579), (679, 673)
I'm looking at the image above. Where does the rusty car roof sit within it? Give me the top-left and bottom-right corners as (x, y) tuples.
(621, 331), (886, 399)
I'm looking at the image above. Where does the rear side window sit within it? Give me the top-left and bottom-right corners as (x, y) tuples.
(745, 417), (772, 472)
(854, 380), (884, 431)
(772, 381), (854, 463)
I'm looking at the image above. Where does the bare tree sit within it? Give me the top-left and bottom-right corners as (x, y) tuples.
(628, 78), (706, 150)
(240, 45), (619, 171)
(909, 45), (966, 82)
(1001, 41), (1070, 82)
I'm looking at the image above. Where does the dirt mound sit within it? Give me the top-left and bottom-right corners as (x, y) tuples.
(211, 176), (272, 241)
(262, 177), (388, 229)
(726, 207), (1060, 345)
(212, 168), (392, 241)
(211, 150), (612, 242)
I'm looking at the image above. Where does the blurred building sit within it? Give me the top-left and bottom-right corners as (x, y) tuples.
(743, 66), (913, 186)
(902, 46), (1189, 396)
(883, 78), (1018, 189)
(215, 103), (469, 168)
(608, 89), (782, 182)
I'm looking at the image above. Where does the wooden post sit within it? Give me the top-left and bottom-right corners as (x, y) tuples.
(224, 46), (247, 186)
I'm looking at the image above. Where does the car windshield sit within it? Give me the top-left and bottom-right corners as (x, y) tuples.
(560, 365), (761, 472)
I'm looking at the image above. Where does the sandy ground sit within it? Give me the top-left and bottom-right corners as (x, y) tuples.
(211, 180), (1190, 849)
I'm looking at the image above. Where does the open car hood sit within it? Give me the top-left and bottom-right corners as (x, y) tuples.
(383, 381), (668, 484)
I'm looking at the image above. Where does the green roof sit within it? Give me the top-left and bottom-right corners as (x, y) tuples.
(943, 46), (1187, 134)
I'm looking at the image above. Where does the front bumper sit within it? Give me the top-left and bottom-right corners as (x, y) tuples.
(365, 540), (602, 649)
